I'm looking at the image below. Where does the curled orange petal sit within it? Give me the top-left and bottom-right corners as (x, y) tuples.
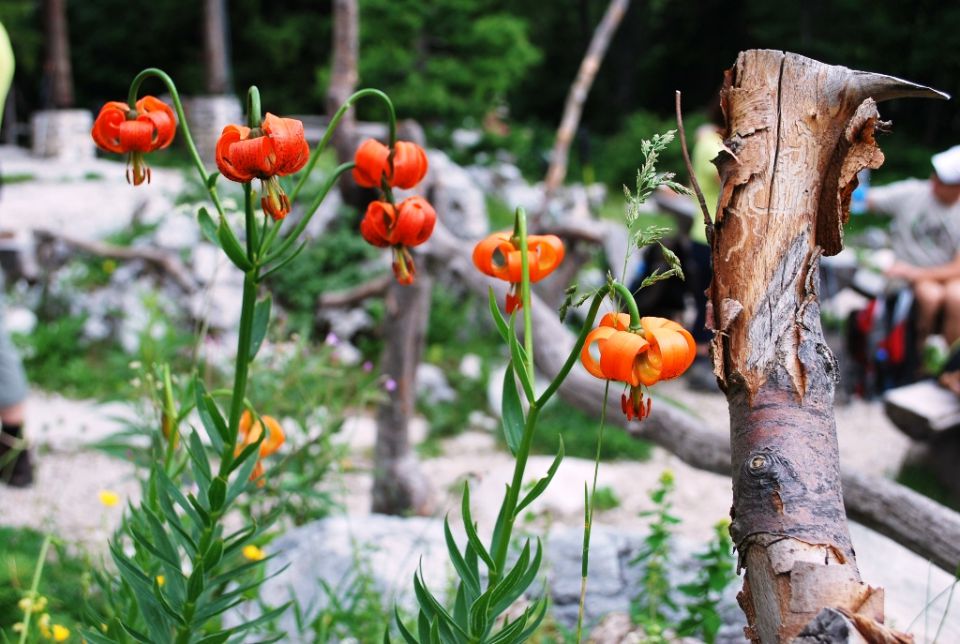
(262, 113), (309, 176)
(599, 312), (632, 331)
(215, 124), (255, 182)
(580, 326), (617, 379)
(135, 96), (176, 150)
(599, 331), (649, 387)
(390, 141), (428, 189)
(91, 101), (131, 153)
(641, 317), (696, 380)
(353, 138), (391, 188)
(394, 196), (436, 247)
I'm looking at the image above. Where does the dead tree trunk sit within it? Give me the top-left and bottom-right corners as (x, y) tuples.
(43, 0), (72, 108)
(541, 0), (629, 216)
(203, 0), (232, 95)
(327, 0), (369, 209)
(710, 50), (944, 642)
(371, 276), (433, 516)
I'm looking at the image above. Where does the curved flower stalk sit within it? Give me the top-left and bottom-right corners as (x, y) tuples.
(353, 136), (436, 284)
(86, 69), (402, 643)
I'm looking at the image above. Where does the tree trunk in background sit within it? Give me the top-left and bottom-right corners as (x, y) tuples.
(710, 49), (944, 642)
(203, 0), (232, 94)
(540, 0), (629, 219)
(327, 0), (368, 208)
(371, 276), (433, 515)
(43, 0), (72, 108)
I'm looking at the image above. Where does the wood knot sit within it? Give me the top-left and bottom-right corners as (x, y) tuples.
(750, 455), (767, 470)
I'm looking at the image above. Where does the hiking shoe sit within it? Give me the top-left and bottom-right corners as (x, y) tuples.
(0, 441), (34, 488)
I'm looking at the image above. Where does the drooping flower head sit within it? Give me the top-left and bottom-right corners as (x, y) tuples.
(360, 196), (437, 284)
(215, 113), (310, 220)
(580, 313), (696, 421)
(472, 232), (565, 312)
(237, 410), (286, 484)
(353, 138), (429, 190)
(91, 96), (177, 185)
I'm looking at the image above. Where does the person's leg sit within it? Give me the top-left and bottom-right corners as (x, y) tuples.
(913, 279), (946, 343)
(941, 278), (960, 346)
(0, 296), (30, 486)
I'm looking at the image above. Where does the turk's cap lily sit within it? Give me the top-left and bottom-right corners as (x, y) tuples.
(472, 232), (565, 284)
(359, 196), (436, 249)
(581, 313), (695, 387)
(91, 96), (177, 185)
(237, 410), (286, 484)
(353, 138), (429, 190)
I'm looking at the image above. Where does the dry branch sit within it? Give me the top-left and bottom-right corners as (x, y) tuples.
(34, 227), (196, 293)
(541, 0), (630, 213)
(317, 273), (392, 309)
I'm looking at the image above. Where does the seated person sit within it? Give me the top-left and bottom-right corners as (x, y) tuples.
(868, 145), (960, 346)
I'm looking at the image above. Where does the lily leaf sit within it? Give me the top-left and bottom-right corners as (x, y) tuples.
(501, 362), (525, 456)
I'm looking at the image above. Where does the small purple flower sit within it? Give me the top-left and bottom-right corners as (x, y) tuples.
(363, 361), (373, 373)
(325, 332), (339, 347)
(384, 378), (397, 392)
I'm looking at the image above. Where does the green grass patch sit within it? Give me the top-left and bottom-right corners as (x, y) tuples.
(531, 399), (653, 461)
(1, 173), (35, 184)
(896, 463), (960, 512)
(0, 527), (100, 635)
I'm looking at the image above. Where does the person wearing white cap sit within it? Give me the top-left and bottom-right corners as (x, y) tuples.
(867, 145), (960, 346)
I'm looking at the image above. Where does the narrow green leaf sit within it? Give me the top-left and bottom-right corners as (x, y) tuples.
(444, 517), (480, 597)
(248, 295), (272, 360)
(208, 476), (227, 512)
(516, 437), (564, 515)
(488, 287), (509, 342)
(195, 633), (230, 644)
(417, 611), (431, 643)
(217, 219), (253, 271)
(259, 239), (309, 282)
(198, 207), (219, 246)
(461, 483), (497, 575)
(187, 562), (205, 601)
(508, 322), (535, 402)
(468, 589), (493, 639)
(501, 362), (525, 456)
(413, 568), (468, 640)
(187, 430), (212, 488)
(394, 606), (419, 644)
(195, 381), (229, 448)
(203, 539), (224, 570)
(491, 540), (543, 616)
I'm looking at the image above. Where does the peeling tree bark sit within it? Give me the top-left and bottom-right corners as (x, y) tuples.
(710, 50), (945, 642)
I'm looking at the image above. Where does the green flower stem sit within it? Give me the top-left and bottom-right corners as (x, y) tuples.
(536, 291), (606, 408)
(263, 162), (355, 266)
(225, 270), (259, 448)
(610, 281), (642, 331)
(576, 381), (611, 643)
(16, 534), (52, 644)
(290, 88), (396, 204)
(490, 400), (542, 585)
(127, 68), (227, 218)
(517, 208), (535, 382)
(161, 364), (179, 472)
(243, 182), (258, 261)
(246, 86), (262, 129)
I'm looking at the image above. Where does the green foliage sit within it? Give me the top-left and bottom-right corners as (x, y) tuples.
(267, 218), (379, 336)
(675, 520), (737, 644)
(354, 0), (540, 123)
(629, 471), (680, 643)
(591, 486), (620, 512)
(531, 399), (652, 462)
(0, 528), (98, 637)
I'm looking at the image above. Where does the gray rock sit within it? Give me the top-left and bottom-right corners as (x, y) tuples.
(458, 353), (484, 381)
(417, 363), (457, 405)
(152, 211), (201, 250)
(320, 307), (374, 342)
(427, 150), (488, 239)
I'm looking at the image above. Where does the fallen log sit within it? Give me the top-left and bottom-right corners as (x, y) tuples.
(33, 227), (196, 293)
(425, 221), (960, 575)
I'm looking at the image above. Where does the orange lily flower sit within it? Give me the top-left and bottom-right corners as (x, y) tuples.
(353, 139), (429, 190)
(360, 196), (437, 284)
(215, 113), (310, 220)
(580, 312), (696, 421)
(472, 232), (565, 312)
(91, 96), (176, 185)
(237, 410), (286, 485)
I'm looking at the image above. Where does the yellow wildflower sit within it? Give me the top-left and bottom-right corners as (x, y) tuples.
(98, 490), (120, 507)
(52, 624), (70, 641)
(156, 575), (165, 586)
(242, 545), (266, 561)
(12, 623), (24, 633)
